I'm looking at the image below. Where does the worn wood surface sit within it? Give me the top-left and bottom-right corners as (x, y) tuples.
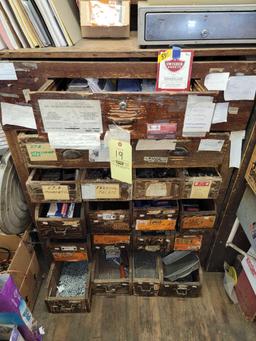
(1, 33), (256, 59)
(33, 272), (256, 341)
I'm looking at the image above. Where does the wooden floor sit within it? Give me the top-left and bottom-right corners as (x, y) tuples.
(34, 273), (256, 341)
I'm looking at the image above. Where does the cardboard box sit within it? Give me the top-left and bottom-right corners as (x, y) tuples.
(80, 0), (130, 38)
(245, 145), (256, 195)
(0, 233), (41, 310)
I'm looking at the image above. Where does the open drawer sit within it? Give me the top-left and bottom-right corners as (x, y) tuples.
(47, 239), (89, 262)
(29, 78), (221, 139)
(133, 133), (229, 168)
(133, 200), (178, 231)
(18, 133), (109, 169)
(181, 167), (222, 199)
(26, 168), (82, 203)
(81, 168), (132, 201)
(92, 245), (132, 296)
(133, 250), (162, 296)
(179, 199), (216, 231)
(133, 168), (181, 200)
(93, 234), (131, 249)
(35, 203), (86, 239)
(88, 201), (131, 233)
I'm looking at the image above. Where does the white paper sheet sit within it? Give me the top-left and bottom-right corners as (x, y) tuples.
(204, 72), (230, 91)
(38, 99), (103, 133)
(198, 139), (224, 152)
(89, 142), (110, 162)
(242, 248), (256, 295)
(47, 131), (100, 150)
(136, 139), (176, 151)
(104, 125), (130, 144)
(1, 102), (36, 129)
(182, 95), (216, 136)
(212, 102), (229, 124)
(229, 130), (245, 168)
(0, 62), (17, 80)
(224, 76), (256, 101)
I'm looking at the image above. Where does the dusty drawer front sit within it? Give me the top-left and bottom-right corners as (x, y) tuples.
(134, 134), (229, 168)
(81, 169), (132, 201)
(174, 234), (203, 252)
(133, 168), (181, 200)
(18, 133), (109, 169)
(45, 261), (92, 313)
(88, 201), (131, 233)
(160, 264), (203, 298)
(133, 200), (178, 231)
(133, 250), (161, 296)
(92, 246), (132, 296)
(47, 240), (89, 262)
(180, 200), (216, 231)
(181, 168), (222, 199)
(93, 234), (131, 249)
(26, 168), (81, 203)
(133, 231), (175, 253)
(35, 203), (86, 239)
(30, 78), (220, 139)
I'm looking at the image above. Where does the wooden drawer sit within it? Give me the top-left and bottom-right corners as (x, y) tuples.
(133, 133), (229, 168)
(159, 265), (203, 297)
(30, 78), (220, 139)
(81, 169), (132, 201)
(180, 200), (216, 231)
(45, 261), (92, 313)
(26, 168), (81, 203)
(35, 203), (86, 239)
(93, 234), (131, 248)
(47, 240), (89, 262)
(133, 200), (178, 231)
(133, 168), (181, 200)
(92, 246), (132, 296)
(132, 251), (161, 296)
(133, 231), (175, 253)
(18, 133), (109, 169)
(181, 168), (222, 199)
(88, 201), (131, 233)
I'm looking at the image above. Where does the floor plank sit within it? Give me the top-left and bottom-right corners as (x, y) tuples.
(33, 273), (256, 341)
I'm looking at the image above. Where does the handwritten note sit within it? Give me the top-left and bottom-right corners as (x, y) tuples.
(109, 139), (132, 184)
(1, 103), (36, 129)
(47, 131), (100, 150)
(204, 72), (230, 91)
(42, 185), (70, 200)
(224, 76), (256, 101)
(95, 184), (120, 199)
(26, 143), (57, 161)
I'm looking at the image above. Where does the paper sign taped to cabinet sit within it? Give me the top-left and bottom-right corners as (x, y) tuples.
(146, 182), (167, 197)
(190, 181), (212, 199)
(204, 72), (230, 91)
(26, 143), (57, 161)
(42, 185), (70, 200)
(224, 76), (256, 101)
(1, 102), (36, 129)
(212, 102), (229, 124)
(82, 183), (120, 200)
(136, 139), (176, 151)
(0, 62), (17, 80)
(38, 99), (103, 132)
(198, 139), (224, 152)
(48, 131), (100, 150)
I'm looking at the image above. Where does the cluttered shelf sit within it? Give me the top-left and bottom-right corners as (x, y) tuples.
(0, 32), (256, 59)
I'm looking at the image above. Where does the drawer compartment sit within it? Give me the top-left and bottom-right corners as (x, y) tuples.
(133, 134), (229, 168)
(26, 168), (81, 203)
(92, 246), (132, 296)
(35, 203), (86, 239)
(47, 240), (89, 262)
(45, 260), (92, 313)
(174, 235), (203, 252)
(159, 252), (202, 297)
(81, 169), (132, 201)
(133, 251), (161, 296)
(134, 200), (178, 231)
(181, 168), (222, 199)
(133, 168), (181, 200)
(93, 234), (131, 248)
(18, 133), (109, 169)
(133, 231), (175, 253)
(180, 200), (216, 231)
(88, 201), (131, 233)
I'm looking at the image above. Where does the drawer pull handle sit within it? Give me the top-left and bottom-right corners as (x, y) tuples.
(62, 149), (82, 159)
(53, 227), (68, 235)
(176, 287), (188, 296)
(170, 146), (189, 156)
(119, 100), (127, 110)
(201, 29), (209, 39)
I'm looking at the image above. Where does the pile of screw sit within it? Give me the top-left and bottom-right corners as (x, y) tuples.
(57, 261), (88, 297)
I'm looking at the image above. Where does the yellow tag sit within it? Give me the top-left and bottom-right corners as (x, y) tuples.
(158, 49), (172, 63)
(190, 181), (212, 199)
(26, 143), (57, 161)
(42, 185), (70, 200)
(109, 139), (132, 185)
(95, 183), (120, 199)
